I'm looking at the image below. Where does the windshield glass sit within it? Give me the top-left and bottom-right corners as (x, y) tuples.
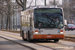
(34, 8), (63, 28)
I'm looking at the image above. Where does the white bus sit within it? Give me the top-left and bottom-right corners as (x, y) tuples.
(20, 6), (65, 42)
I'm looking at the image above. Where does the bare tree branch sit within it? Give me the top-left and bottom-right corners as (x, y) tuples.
(16, 0), (23, 8)
(20, 0), (24, 5)
(0, 9), (7, 15)
(49, 1), (59, 5)
(16, 0), (27, 10)
(28, 0), (33, 8)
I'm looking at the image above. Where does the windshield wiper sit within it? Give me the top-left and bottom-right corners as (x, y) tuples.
(56, 13), (62, 16)
(41, 13), (57, 28)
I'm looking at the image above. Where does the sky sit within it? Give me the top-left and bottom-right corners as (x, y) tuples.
(27, 0), (62, 7)
(12, 0), (62, 7)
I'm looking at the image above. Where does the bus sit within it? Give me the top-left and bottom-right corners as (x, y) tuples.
(20, 6), (65, 42)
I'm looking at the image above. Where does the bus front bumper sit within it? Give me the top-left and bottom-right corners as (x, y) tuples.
(33, 34), (64, 39)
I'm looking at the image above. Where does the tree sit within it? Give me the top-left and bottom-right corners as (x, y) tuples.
(69, 0), (75, 17)
(63, 0), (75, 23)
(69, 0), (75, 23)
(0, 0), (14, 30)
(16, 0), (34, 10)
(0, 0), (7, 29)
(16, 0), (27, 10)
(49, 0), (59, 5)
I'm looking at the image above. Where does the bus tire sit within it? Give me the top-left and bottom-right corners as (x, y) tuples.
(22, 31), (27, 41)
(54, 39), (59, 43)
(27, 31), (32, 42)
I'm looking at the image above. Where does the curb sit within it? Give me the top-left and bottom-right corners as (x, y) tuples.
(65, 35), (75, 39)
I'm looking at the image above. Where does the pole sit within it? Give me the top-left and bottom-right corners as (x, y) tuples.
(45, 0), (46, 6)
(54, 0), (55, 5)
(35, 0), (36, 6)
(5, 15), (7, 30)
(23, 0), (26, 10)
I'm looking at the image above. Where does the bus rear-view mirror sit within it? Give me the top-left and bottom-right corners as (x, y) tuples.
(64, 20), (67, 26)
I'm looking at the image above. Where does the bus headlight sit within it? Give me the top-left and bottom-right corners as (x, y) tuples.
(60, 32), (63, 34)
(60, 30), (63, 34)
(58, 30), (64, 34)
(35, 30), (38, 34)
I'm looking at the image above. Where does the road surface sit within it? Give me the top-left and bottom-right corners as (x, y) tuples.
(0, 31), (75, 50)
(65, 30), (75, 35)
(0, 37), (32, 50)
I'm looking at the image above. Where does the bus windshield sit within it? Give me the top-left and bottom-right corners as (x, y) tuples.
(34, 8), (63, 28)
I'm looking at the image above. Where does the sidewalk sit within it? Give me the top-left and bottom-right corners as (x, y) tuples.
(0, 29), (20, 34)
(65, 35), (75, 38)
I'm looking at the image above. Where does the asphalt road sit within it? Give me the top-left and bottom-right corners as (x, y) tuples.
(0, 37), (31, 50)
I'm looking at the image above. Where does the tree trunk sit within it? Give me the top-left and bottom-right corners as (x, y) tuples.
(2, 16), (4, 29)
(6, 0), (11, 30)
(6, 15), (9, 30)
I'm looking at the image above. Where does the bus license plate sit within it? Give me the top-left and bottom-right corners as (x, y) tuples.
(47, 36), (52, 37)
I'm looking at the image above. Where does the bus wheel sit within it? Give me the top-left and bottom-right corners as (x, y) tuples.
(28, 37), (31, 42)
(54, 39), (59, 43)
(27, 31), (33, 42)
(22, 31), (27, 41)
